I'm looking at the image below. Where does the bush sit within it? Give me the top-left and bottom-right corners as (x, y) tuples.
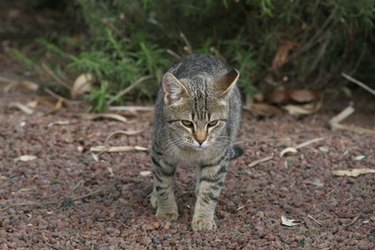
(38, 0), (374, 110)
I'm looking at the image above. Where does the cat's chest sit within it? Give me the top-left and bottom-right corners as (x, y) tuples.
(165, 146), (224, 166)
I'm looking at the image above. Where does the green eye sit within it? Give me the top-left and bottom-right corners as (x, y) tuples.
(207, 120), (218, 127)
(181, 120), (194, 127)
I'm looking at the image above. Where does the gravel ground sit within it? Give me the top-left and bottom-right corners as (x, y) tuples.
(0, 87), (374, 249)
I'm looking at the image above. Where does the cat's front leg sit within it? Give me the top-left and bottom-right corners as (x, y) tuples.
(151, 154), (178, 221)
(192, 154), (228, 231)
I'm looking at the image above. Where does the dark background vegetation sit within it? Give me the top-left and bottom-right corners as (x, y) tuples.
(3, 0), (375, 111)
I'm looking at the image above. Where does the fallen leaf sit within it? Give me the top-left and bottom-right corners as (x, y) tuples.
(107, 167), (115, 177)
(332, 168), (375, 177)
(272, 40), (299, 71)
(164, 221), (171, 230)
(354, 155), (366, 161)
(140, 171), (152, 177)
(8, 102), (34, 114)
(249, 103), (283, 116)
(71, 73), (94, 99)
(48, 98), (64, 114)
(91, 153), (99, 162)
(281, 216), (301, 227)
(318, 146), (330, 152)
(14, 155), (37, 162)
(80, 113), (127, 123)
(289, 89), (318, 103)
(283, 102), (322, 116)
(20, 80), (39, 91)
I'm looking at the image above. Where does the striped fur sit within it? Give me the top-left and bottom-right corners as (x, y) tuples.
(151, 54), (242, 231)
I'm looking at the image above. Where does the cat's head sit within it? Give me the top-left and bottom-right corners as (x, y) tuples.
(161, 69), (239, 150)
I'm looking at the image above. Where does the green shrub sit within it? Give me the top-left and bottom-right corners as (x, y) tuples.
(36, 0), (374, 110)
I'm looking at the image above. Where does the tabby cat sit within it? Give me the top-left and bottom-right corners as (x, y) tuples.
(151, 54), (242, 231)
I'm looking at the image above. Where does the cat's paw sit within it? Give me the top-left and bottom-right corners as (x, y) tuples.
(192, 217), (217, 231)
(156, 209), (179, 221)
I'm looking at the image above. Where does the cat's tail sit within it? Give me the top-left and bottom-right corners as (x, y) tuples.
(229, 145), (244, 160)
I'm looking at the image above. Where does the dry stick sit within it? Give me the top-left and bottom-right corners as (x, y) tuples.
(180, 32), (193, 54)
(0, 184), (114, 211)
(108, 75), (154, 105)
(44, 88), (82, 105)
(248, 155), (274, 168)
(166, 49), (181, 60)
(342, 72), (375, 96)
(307, 214), (323, 226)
(109, 106), (154, 112)
(105, 130), (142, 144)
(342, 214), (360, 229)
(294, 137), (327, 150)
(41, 63), (71, 90)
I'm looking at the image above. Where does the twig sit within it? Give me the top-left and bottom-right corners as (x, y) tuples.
(294, 137), (327, 150)
(166, 49), (181, 60)
(248, 155), (274, 167)
(342, 73), (375, 96)
(307, 214), (323, 226)
(44, 88), (82, 105)
(105, 130), (142, 144)
(342, 214), (360, 229)
(41, 63), (71, 90)
(109, 106), (154, 112)
(108, 75), (154, 105)
(180, 32), (193, 54)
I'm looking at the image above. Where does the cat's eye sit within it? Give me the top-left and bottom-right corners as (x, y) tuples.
(207, 120), (219, 127)
(181, 120), (194, 127)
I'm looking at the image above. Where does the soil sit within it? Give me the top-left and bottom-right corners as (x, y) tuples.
(1, 3), (375, 249)
(1, 83), (375, 250)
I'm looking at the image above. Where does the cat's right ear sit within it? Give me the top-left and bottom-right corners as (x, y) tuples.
(162, 73), (190, 105)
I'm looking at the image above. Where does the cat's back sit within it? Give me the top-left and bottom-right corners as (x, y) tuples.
(168, 54), (228, 80)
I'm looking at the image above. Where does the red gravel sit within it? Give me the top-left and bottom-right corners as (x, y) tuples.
(1, 87), (374, 249)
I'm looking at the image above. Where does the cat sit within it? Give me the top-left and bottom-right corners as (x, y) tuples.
(150, 54), (242, 231)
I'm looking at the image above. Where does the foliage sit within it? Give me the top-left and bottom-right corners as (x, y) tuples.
(33, 0), (375, 111)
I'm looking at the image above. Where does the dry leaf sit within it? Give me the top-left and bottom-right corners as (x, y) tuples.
(332, 168), (375, 177)
(354, 155), (366, 161)
(272, 40), (299, 71)
(48, 98), (64, 114)
(164, 221), (171, 230)
(105, 130), (143, 144)
(289, 89), (317, 103)
(91, 153), (99, 162)
(318, 146), (330, 152)
(281, 216), (301, 227)
(20, 81), (39, 91)
(80, 113), (127, 123)
(71, 73), (94, 99)
(283, 102), (321, 116)
(14, 155), (37, 162)
(250, 103), (283, 116)
(90, 146), (147, 153)
(280, 147), (298, 157)
(8, 102), (34, 114)
(107, 167), (115, 177)
(140, 171), (152, 177)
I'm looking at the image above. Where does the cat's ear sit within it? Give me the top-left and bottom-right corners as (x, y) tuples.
(162, 72), (190, 104)
(215, 69), (240, 97)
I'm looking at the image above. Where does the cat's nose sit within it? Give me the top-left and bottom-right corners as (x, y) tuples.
(194, 131), (207, 145)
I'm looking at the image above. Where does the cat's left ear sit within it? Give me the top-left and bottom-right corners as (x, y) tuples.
(215, 69), (240, 97)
